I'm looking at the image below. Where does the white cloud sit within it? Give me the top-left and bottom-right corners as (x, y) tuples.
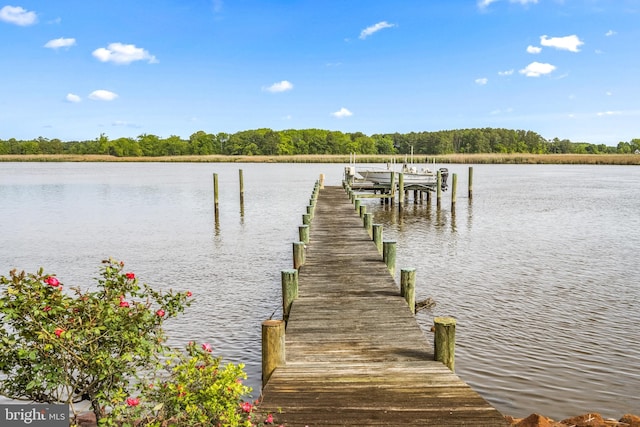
(498, 69), (514, 76)
(606, 91), (612, 96)
(0, 5), (37, 26)
(540, 35), (584, 52)
(65, 93), (81, 103)
(477, 0), (499, 9)
(519, 61), (556, 77)
(527, 45), (542, 54)
(92, 43), (158, 64)
(596, 111), (622, 117)
(490, 107), (513, 115)
(478, 0), (537, 9)
(359, 21), (395, 39)
(331, 107), (353, 118)
(88, 90), (118, 101)
(112, 120), (139, 128)
(263, 80), (293, 93)
(605, 30), (616, 37)
(44, 37), (76, 49)
(475, 78), (488, 85)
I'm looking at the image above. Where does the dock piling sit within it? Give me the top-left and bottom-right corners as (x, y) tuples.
(382, 241), (396, 276)
(434, 317), (456, 372)
(372, 224), (383, 254)
(261, 319), (285, 387)
(400, 268), (416, 314)
(293, 241), (305, 269)
(281, 269), (298, 323)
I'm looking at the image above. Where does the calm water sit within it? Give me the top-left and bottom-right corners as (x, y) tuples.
(1, 162), (638, 419)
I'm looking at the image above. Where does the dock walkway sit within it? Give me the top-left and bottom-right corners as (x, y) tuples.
(259, 185), (508, 426)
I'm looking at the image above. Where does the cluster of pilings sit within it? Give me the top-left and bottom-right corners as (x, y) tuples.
(342, 178), (457, 372)
(260, 173), (457, 391)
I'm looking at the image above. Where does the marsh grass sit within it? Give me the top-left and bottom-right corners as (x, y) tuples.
(1, 153), (639, 165)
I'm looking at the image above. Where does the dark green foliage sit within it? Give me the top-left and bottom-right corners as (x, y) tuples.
(0, 128), (636, 157)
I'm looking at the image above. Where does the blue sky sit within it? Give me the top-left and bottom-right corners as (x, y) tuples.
(1, 0), (638, 145)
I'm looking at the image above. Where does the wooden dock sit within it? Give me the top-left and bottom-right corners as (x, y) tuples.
(258, 185), (508, 426)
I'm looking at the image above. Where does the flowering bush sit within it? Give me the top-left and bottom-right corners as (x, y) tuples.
(107, 341), (269, 427)
(0, 259), (278, 427)
(0, 259), (191, 423)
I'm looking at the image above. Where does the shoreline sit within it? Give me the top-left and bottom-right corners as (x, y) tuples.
(506, 412), (640, 427)
(1, 153), (640, 165)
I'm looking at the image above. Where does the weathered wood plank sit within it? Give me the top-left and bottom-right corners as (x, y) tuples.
(259, 186), (508, 426)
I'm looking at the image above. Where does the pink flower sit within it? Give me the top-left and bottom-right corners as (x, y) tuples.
(43, 306), (52, 312)
(119, 300), (130, 308)
(202, 343), (212, 353)
(125, 272), (135, 280)
(45, 276), (60, 287)
(54, 328), (64, 338)
(186, 291), (193, 297)
(126, 397), (140, 407)
(240, 401), (252, 413)
(265, 413), (274, 424)
(156, 309), (165, 317)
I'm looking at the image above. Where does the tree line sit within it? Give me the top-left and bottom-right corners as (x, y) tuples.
(1, 128), (639, 157)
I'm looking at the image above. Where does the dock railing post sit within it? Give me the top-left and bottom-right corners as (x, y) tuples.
(319, 173), (325, 189)
(354, 198), (361, 213)
(434, 317), (456, 372)
(299, 225), (309, 244)
(262, 319), (285, 387)
(293, 241), (305, 269)
(302, 213), (310, 225)
(363, 212), (373, 237)
(382, 240), (396, 277)
(281, 269), (298, 323)
(359, 204), (366, 219)
(372, 224), (383, 254)
(400, 268), (416, 314)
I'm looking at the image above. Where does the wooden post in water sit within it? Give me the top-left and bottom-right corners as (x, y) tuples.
(436, 170), (442, 210)
(434, 317), (456, 372)
(372, 224), (383, 254)
(307, 204), (314, 221)
(363, 213), (373, 237)
(299, 225), (309, 244)
(302, 213), (310, 225)
(390, 171), (396, 206)
(398, 173), (405, 209)
(262, 319), (285, 387)
(468, 166), (473, 200)
(400, 268), (416, 314)
(292, 241), (305, 269)
(383, 241), (396, 276)
(239, 169), (244, 211)
(281, 269), (298, 323)
(451, 173), (458, 212)
(213, 173), (219, 214)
